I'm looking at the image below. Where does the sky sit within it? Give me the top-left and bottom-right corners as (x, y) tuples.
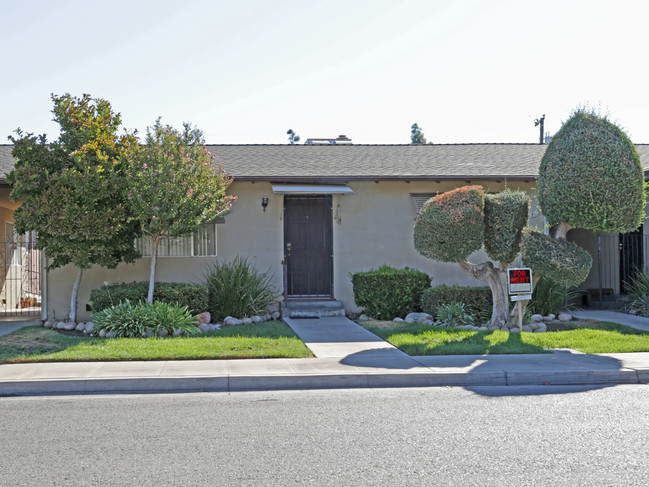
(1, 0), (648, 145)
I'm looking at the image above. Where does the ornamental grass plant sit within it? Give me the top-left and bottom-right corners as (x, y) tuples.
(205, 256), (280, 320)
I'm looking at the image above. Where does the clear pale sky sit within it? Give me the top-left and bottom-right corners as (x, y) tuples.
(1, 0), (648, 145)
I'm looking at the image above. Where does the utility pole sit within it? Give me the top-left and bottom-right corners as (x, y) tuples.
(534, 115), (545, 144)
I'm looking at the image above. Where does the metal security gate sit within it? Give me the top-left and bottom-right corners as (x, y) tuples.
(283, 196), (333, 298)
(0, 232), (42, 317)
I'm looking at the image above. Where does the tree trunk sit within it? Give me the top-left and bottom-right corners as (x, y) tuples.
(459, 260), (510, 327)
(147, 236), (160, 304)
(69, 267), (83, 323)
(554, 222), (572, 240)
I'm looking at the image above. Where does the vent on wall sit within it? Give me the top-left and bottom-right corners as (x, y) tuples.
(410, 193), (436, 214)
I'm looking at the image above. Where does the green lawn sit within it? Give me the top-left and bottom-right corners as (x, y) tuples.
(361, 320), (649, 355)
(0, 321), (312, 363)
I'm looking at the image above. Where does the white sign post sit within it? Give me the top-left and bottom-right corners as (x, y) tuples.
(507, 268), (533, 332)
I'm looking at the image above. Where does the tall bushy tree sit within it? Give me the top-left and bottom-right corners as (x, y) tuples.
(410, 123), (428, 144)
(414, 186), (529, 326)
(7, 94), (140, 322)
(537, 108), (645, 238)
(522, 108), (645, 284)
(126, 119), (236, 303)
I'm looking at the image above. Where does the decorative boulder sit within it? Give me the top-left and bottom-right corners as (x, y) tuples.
(252, 315), (264, 323)
(405, 312), (433, 322)
(558, 313), (572, 322)
(75, 323), (85, 331)
(198, 323), (211, 333)
(272, 311), (281, 320)
(99, 329), (107, 338)
(196, 312), (211, 324)
(241, 317), (253, 325)
(530, 314), (543, 323)
(85, 322), (95, 332)
(105, 331), (115, 338)
(358, 314), (370, 322)
(62, 322), (76, 331)
(393, 317), (404, 322)
(44, 320), (54, 329)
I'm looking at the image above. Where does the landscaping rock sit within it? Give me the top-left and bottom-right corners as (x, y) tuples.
(536, 323), (547, 331)
(522, 325), (533, 332)
(478, 326), (488, 330)
(357, 314), (370, 322)
(531, 314), (543, 323)
(252, 315), (264, 323)
(542, 316), (553, 322)
(44, 320), (54, 329)
(488, 325), (499, 331)
(500, 326), (509, 331)
(393, 317), (404, 322)
(405, 318), (415, 324)
(533, 328), (546, 333)
(558, 313), (572, 322)
(549, 314), (556, 320)
(105, 331), (115, 338)
(197, 312), (211, 324)
(56, 321), (65, 330)
(62, 322), (76, 331)
(158, 330), (168, 337)
(510, 328), (521, 333)
(264, 313), (272, 321)
(99, 329), (107, 338)
(242, 317), (253, 325)
(405, 312), (433, 322)
(224, 317), (242, 326)
(145, 329), (155, 338)
(85, 322), (95, 332)
(75, 323), (86, 331)
(272, 311), (281, 320)
(423, 320), (434, 326)
(528, 322), (539, 331)
(172, 329), (183, 337)
(198, 323), (211, 333)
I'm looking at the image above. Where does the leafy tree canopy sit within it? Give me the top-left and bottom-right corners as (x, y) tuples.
(537, 108), (646, 233)
(410, 123), (429, 144)
(7, 93), (140, 271)
(287, 129), (300, 144)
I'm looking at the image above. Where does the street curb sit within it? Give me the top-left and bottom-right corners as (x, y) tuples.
(0, 369), (643, 396)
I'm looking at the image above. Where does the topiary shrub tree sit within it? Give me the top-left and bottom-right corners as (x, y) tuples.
(523, 108), (646, 289)
(537, 108), (645, 238)
(414, 186), (529, 327)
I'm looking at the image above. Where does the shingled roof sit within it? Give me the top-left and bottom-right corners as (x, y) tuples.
(2, 143), (649, 183)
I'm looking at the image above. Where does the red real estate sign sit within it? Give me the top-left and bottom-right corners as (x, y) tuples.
(507, 268), (533, 295)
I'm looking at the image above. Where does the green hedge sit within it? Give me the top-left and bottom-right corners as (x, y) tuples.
(521, 228), (592, 288)
(483, 189), (529, 263)
(90, 281), (208, 314)
(421, 284), (492, 322)
(414, 185), (485, 263)
(350, 265), (431, 320)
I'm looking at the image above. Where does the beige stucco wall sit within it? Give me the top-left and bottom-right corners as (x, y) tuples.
(47, 180), (540, 320)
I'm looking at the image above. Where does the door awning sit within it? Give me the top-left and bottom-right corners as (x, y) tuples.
(271, 184), (354, 195)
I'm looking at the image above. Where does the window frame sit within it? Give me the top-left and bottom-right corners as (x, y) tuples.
(135, 223), (217, 258)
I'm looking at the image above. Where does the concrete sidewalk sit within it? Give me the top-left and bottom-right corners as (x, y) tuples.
(1, 314), (649, 396)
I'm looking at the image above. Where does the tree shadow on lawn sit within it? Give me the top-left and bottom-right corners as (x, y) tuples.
(343, 328), (631, 397)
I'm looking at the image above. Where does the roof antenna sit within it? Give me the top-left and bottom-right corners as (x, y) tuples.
(534, 115), (545, 144)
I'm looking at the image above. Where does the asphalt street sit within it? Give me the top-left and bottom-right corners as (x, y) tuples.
(1, 384), (649, 486)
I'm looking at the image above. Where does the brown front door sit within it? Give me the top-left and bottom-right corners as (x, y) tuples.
(284, 195), (333, 298)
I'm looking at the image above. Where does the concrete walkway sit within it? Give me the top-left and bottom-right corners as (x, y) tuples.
(1, 313), (649, 396)
(572, 309), (649, 332)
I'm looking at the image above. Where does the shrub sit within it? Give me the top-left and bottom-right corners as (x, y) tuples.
(527, 276), (578, 316)
(414, 185), (485, 263)
(90, 282), (207, 314)
(350, 265), (431, 320)
(537, 108), (646, 233)
(521, 227), (592, 287)
(421, 284), (492, 322)
(483, 189), (529, 263)
(205, 256), (280, 320)
(436, 302), (475, 327)
(92, 300), (199, 338)
(623, 268), (649, 302)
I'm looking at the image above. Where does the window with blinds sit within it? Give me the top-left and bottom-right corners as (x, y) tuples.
(136, 223), (217, 257)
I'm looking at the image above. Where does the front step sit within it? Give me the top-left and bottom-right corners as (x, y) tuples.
(282, 300), (346, 318)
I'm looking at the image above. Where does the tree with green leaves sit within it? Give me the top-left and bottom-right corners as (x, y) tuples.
(7, 94), (140, 322)
(410, 123), (429, 144)
(521, 108), (645, 288)
(415, 186), (529, 327)
(287, 129), (300, 144)
(126, 119), (236, 303)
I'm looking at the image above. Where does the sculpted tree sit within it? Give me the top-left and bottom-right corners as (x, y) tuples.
(537, 108), (645, 239)
(522, 108), (645, 286)
(414, 186), (529, 327)
(125, 119), (236, 303)
(8, 94), (140, 322)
